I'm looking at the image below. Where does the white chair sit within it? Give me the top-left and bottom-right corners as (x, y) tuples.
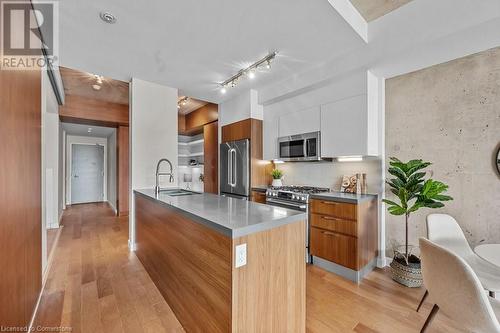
(417, 214), (500, 312)
(419, 238), (500, 333)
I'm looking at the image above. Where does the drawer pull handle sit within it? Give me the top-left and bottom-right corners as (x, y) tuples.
(322, 231), (336, 236)
(322, 216), (342, 221)
(321, 201), (338, 205)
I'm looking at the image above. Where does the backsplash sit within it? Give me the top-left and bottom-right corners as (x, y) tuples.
(276, 158), (383, 194)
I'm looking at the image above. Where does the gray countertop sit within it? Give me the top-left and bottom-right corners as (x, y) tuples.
(134, 189), (306, 238)
(252, 186), (377, 203)
(310, 192), (377, 203)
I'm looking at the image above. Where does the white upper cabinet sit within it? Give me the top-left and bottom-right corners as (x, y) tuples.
(278, 107), (320, 137)
(320, 94), (378, 158)
(263, 114), (279, 160)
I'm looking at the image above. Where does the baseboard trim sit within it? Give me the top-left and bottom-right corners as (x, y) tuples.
(312, 256), (376, 283)
(29, 225), (63, 331)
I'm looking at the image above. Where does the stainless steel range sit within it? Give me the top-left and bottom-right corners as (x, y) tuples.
(265, 186), (329, 262)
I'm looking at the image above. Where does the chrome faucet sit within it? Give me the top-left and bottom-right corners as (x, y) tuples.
(155, 158), (174, 195)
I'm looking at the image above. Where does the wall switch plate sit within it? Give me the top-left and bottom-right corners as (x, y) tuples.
(235, 243), (247, 268)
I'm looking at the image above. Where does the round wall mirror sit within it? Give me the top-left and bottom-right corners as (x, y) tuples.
(496, 146), (500, 176)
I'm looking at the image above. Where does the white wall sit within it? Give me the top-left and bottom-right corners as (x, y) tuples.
(130, 78), (178, 249)
(41, 70), (60, 272)
(58, 124), (65, 219)
(107, 130), (117, 213)
(65, 135), (108, 205)
(219, 89), (263, 128)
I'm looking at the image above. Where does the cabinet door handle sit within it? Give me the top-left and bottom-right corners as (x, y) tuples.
(322, 216), (342, 221)
(321, 201), (338, 205)
(322, 231), (336, 236)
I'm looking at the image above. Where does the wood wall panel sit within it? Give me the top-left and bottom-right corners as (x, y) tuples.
(221, 119), (252, 143)
(203, 121), (218, 194)
(232, 221), (306, 332)
(117, 126), (129, 216)
(180, 103), (218, 135)
(135, 194), (232, 332)
(0, 68), (42, 326)
(59, 95), (129, 126)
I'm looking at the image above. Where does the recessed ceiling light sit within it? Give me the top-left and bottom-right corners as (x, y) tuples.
(100, 12), (117, 24)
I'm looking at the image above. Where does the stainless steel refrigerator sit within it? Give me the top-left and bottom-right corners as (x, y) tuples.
(220, 139), (250, 198)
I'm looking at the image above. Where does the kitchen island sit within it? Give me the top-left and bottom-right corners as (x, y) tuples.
(134, 189), (306, 333)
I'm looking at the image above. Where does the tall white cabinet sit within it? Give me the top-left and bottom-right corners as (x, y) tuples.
(320, 94), (377, 157)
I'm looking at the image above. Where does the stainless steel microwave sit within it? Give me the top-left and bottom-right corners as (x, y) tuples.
(277, 131), (321, 162)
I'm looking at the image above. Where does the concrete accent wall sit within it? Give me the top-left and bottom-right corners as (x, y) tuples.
(385, 46), (500, 252)
(350, 0), (413, 22)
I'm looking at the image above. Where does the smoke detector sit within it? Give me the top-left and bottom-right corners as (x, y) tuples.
(100, 12), (117, 24)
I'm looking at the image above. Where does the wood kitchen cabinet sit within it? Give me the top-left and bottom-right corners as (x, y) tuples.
(309, 197), (378, 276)
(251, 190), (266, 204)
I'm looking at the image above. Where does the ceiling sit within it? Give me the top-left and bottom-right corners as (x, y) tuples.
(60, 66), (129, 105)
(57, 0), (365, 103)
(62, 122), (115, 138)
(349, 0), (414, 22)
(178, 97), (208, 115)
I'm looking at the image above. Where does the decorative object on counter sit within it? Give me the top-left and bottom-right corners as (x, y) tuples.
(383, 157), (453, 288)
(361, 173), (367, 194)
(271, 169), (283, 187)
(495, 144), (500, 176)
(356, 174), (361, 194)
(340, 174), (359, 193)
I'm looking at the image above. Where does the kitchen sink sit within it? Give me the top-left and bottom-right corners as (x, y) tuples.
(159, 189), (199, 196)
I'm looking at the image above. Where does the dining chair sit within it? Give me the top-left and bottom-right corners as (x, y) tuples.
(416, 213), (500, 312)
(419, 238), (500, 333)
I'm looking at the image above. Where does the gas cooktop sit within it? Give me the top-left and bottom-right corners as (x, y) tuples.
(268, 185), (330, 194)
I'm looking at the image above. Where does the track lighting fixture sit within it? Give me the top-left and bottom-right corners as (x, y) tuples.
(177, 96), (189, 109)
(92, 74), (103, 91)
(219, 51), (277, 94)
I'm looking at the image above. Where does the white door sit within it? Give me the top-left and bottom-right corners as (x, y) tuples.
(71, 144), (104, 204)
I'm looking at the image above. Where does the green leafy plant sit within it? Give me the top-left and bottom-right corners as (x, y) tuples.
(383, 157), (453, 263)
(271, 169), (283, 180)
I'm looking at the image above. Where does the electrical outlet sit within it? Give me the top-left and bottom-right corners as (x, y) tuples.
(235, 243), (247, 268)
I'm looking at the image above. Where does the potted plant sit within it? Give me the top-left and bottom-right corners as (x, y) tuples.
(271, 169), (284, 187)
(383, 157), (453, 287)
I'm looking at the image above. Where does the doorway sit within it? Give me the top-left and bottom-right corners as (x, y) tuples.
(71, 144), (105, 204)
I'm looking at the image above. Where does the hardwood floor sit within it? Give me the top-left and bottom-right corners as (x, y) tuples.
(34, 203), (465, 333)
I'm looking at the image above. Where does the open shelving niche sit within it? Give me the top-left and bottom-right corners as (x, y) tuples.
(178, 134), (204, 192)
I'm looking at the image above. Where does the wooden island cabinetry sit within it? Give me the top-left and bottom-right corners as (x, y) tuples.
(309, 195), (378, 282)
(134, 190), (306, 332)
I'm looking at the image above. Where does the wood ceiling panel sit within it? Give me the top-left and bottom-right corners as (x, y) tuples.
(60, 66), (129, 105)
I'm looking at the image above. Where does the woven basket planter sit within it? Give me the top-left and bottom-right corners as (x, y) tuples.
(390, 258), (422, 288)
